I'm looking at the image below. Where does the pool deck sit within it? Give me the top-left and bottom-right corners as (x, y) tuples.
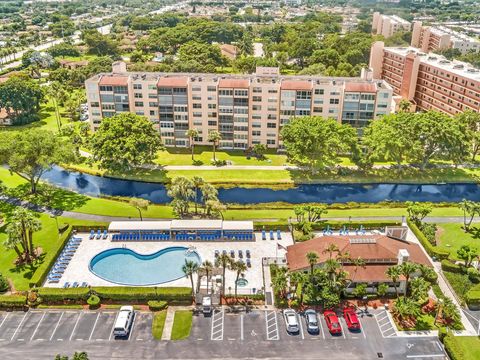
(44, 232), (293, 292)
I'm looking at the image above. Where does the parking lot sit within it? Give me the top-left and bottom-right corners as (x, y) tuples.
(0, 310), (153, 343)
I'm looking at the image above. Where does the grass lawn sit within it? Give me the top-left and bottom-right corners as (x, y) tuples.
(0, 203), (108, 291)
(437, 223), (480, 260)
(445, 336), (480, 360)
(152, 311), (167, 340)
(170, 310), (193, 340)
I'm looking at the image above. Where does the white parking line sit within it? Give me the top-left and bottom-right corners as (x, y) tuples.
(357, 317), (367, 339)
(88, 312), (101, 341)
(318, 315), (325, 339)
(128, 311), (137, 340)
(30, 312), (46, 341)
(211, 310), (224, 341)
(69, 312), (82, 341)
(338, 317), (346, 339)
(298, 314), (305, 340)
(0, 312), (9, 331)
(10, 312), (29, 341)
(240, 315), (244, 341)
(406, 355), (446, 358)
(50, 312), (64, 341)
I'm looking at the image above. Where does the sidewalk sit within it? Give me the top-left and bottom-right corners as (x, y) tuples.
(160, 306), (193, 340)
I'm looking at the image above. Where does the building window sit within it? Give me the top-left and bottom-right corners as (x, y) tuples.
(330, 99), (339, 105)
(134, 101), (144, 107)
(133, 84), (142, 90)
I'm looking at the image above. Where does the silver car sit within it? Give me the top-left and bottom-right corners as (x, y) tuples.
(304, 309), (319, 334)
(283, 309), (299, 334)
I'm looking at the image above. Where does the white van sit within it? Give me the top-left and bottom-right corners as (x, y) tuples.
(113, 306), (134, 337)
(202, 296), (212, 316)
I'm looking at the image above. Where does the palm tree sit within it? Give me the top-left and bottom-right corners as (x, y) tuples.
(391, 297), (420, 326)
(399, 262), (418, 297)
(232, 260), (248, 302)
(3, 227), (24, 260)
(346, 257), (366, 288)
(129, 197), (150, 221)
(215, 253), (232, 296)
(386, 265), (401, 298)
(201, 183), (218, 215)
(200, 260), (214, 294)
(289, 271), (306, 304)
(324, 258), (341, 286)
(182, 260), (199, 296)
(272, 266), (289, 299)
(192, 176), (204, 215)
(208, 130), (222, 162)
(306, 251), (319, 275)
(322, 243), (339, 260)
(186, 128), (199, 161)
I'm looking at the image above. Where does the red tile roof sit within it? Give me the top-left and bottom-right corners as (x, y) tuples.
(281, 80), (312, 90)
(218, 79), (249, 88)
(98, 75), (129, 86)
(286, 234), (431, 275)
(157, 76), (188, 87)
(344, 83), (377, 93)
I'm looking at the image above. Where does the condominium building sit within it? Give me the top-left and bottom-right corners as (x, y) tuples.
(370, 41), (480, 115)
(372, 12), (411, 39)
(411, 21), (480, 54)
(85, 62), (393, 149)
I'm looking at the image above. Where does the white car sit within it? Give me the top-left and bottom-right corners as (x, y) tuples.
(283, 309), (299, 334)
(113, 306), (134, 337)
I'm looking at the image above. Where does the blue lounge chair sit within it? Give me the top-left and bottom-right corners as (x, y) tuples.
(103, 230), (108, 239)
(63, 282), (71, 288)
(48, 274), (62, 280)
(238, 250), (243, 258)
(246, 250), (251, 258)
(48, 278), (60, 283)
(269, 230), (274, 240)
(262, 230), (266, 240)
(96, 230), (102, 239)
(72, 282), (79, 288)
(277, 230), (282, 240)
(246, 258), (251, 267)
(89, 230), (95, 239)
(80, 282), (88, 287)
(69, 239), (82, 244)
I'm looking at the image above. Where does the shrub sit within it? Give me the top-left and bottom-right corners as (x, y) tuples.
(443, 331), (465, 360)
(441, 260), (464, 274)
(29, 226), (73, 287)
(148, 300), (168, 311)
(87, 295), (101, 309)
(0, 273), (9, 293)
(418, 222), (437, 245)
(408, 219), (450, 259)
(224, 294), (265, 301)
(27, 291), (41, 306)
(465, 284), (480, 309)
(0, 295), (27, 309)
(36, 287), (90, 303)
(91, 287), (191, 303)
(467, 267), (480, 284)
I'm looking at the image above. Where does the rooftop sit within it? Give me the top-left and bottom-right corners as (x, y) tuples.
(385, 46), (480, 81)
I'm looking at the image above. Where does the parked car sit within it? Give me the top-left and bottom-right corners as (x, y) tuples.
(324, 310), (342, 334)
(304, 309), (319, 334)
(283, 309), (299, 334)
(343, 307), (361, 330)
(113, 306), (134, 337)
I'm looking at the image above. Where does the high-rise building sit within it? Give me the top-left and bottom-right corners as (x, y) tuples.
(370, 41), (480, 115)
(411, 21), (480, 54)
(372, 12), (411, 39)
(85, 63), (393, 149)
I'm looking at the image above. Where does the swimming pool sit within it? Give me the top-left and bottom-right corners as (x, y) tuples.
(89, 246), (201, 286)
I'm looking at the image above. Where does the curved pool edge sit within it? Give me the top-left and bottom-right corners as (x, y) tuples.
(88, 246), (201, 286)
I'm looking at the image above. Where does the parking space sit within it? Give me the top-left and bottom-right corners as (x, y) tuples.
(264, 310), (279, 340)
(374, 309), (397, 338)
(242, 311), (267, 341)
(210, 309), (224, 341)
(0, 310), (152, 343)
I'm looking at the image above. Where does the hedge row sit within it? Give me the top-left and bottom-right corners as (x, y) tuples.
(441, 259), (464, 274)
(465, 283), (480, 308)
(91, 287), (192, 302)
(224, 294), (265, 300)
(407, 219), (450, 260)
(36, 287), (90, 303)
(148, 300), (168, 311)
(0, 295), (27, 309)
(443, 332), (465, 360)
(311, 220), (401, 230)
(29, 226), (74, 288)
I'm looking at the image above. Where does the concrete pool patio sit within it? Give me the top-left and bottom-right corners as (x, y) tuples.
(44, 232), (293, 293)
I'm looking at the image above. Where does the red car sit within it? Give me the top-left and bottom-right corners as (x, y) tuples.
(324, 310), (342, 334)
(343, 307), (361, 330)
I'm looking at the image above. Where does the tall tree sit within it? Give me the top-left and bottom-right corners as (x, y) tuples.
(182, 260), (199, 296)
(208, 131), (222, 162)
(5, 208), (41, 263)
(129, 198), (150, 221)
(281, 117), (356, 173)
(306, 251), (319, 275)
(192, 176), (204, 215)
(386, 266), (401, 298)
(186, 129), (199, 162)
(215, 253), (232, 296)
(0, 130), (76, 194)
(200, 260), (214, 294)
(406, 202), (432, 224)
(232, 260), (248, 302)
(456, 110), (480, 161)
(457, 245), (478, 268)
(83, 30), (119, 56)
(399, 262), (418, 297)
(167, 177), (195, 217)
(91, 113), (163, 172)
(459, 199), (480, 231)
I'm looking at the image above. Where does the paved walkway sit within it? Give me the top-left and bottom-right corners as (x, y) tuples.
(161, 306), (194, 340)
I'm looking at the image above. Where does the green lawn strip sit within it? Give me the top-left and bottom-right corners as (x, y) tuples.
(0, 208), (107, 291)
(170, 310), (193, 340)
(37, 304), (84, 309)
(444, 335), (480, 360)
(437, 223), (480, 260)
(152, 310), (168, 340)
